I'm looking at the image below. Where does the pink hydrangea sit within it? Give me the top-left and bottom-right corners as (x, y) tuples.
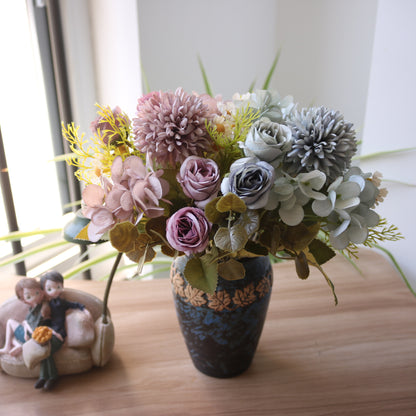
(82, 156), (169, 242)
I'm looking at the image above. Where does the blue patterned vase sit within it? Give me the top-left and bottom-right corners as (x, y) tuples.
(170, 255), (273, 378)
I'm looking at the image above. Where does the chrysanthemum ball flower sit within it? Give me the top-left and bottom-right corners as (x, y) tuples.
(132, 88), (214, 167)
(284, 106), (357, 183)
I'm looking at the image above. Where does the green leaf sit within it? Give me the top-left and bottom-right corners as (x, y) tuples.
(214, 224), (248, 253)
(205, 197), (226, 224)
(248, 78), (256, 93)
(126, 234), (156, 264)
(281, 222), (320, 252)
(262, 48), (281, 90)
(308, 239), (336, 265)
(109, 222), (139, 253)
(240, 240), (269, 257)
(218, 258), (246, 281)
(64, 209), (98, 245)
(216, 193), (246, 213)
(295, 251), (310, 280)
(197, 55), (213, 97)
(259, 212), (281, 254)
(184, 256), (218, 294)
(235, 210), (259, 238)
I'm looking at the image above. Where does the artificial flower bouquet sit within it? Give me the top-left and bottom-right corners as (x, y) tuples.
(63, 88), (401, 303)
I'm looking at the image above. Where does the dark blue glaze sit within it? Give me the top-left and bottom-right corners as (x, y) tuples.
(171, 256), (273, 378)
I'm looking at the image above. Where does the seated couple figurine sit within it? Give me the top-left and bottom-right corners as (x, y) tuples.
(0, 271), (114, 391)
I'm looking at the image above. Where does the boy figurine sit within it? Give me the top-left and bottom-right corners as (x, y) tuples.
(36, 270), (85, 390)
(0, 278), (50, 356)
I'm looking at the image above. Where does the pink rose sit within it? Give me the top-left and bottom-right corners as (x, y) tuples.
(166, 207), (211, 255)
(177, 156), (220, 208)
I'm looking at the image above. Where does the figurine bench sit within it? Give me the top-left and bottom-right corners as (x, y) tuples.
(0, 288), (114, 378)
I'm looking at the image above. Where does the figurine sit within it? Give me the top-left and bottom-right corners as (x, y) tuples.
(0, 272), (115, 386)
(0, 278), (50, 357)
(35, 270), (85, 390)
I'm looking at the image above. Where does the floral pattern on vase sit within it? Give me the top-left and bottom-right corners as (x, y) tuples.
(171, 255), (273, 378)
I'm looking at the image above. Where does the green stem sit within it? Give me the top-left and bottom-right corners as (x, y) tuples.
(102, 252), (123, 324)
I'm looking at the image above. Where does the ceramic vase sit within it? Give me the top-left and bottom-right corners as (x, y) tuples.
(170, 255), (273, 378)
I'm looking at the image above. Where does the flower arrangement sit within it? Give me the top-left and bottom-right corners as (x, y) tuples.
(63, 87), (401, 304)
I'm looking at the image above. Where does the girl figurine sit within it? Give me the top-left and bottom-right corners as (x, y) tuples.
(36, 270), (85, 390)
(0, 278), (50, 357)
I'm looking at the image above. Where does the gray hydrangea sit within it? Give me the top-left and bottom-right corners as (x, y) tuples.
(248, 90), (294, 123)
(284, 106), (357, 183)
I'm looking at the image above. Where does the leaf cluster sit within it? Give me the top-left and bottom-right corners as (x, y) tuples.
(108, 218), (176, 276)
(363, 218), (403, 247)
(191, 193), (337, 300)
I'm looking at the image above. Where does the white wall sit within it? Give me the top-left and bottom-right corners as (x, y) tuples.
(138, 0), (280, 97)
(61, 0), (142, 131)
(360, 0), (416, 289)
(88, 0), (142, 116)
(138, 0), (377, 141)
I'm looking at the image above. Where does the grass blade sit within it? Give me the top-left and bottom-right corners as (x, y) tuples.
(354, 147), (416, 161)
(262, 48), (281, 90)
(341, 252), (364, 276)
(378, 178), (416, 187)
(140, 61), (151, 94)
(63, 250), (119, 279)
(198, 55), (213, 96)
(0, 240), (70, 267)
(0, 228), (62, 242)
(374, 245), (415, 296)
(50, 153), (76, 163)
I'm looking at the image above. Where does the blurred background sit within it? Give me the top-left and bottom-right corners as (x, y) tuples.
(0, 0), (415, 288)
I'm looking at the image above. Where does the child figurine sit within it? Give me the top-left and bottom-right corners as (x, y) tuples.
(36, 270), (85, 391)
(0, 278), (50, 357)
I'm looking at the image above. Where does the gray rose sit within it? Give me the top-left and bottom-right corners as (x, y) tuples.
(241, 117), (292, 168)
(221, 157), (275, 209)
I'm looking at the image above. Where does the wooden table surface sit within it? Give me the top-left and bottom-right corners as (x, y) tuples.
(0, 249), (415, 416)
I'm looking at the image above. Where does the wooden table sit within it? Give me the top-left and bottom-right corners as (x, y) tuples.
(0, 250), (415, 415)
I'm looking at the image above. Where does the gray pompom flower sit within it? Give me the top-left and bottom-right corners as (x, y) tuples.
(284, 106), (357, 183)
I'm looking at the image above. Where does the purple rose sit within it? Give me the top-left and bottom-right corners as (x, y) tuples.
(166, 207), (211, 255)
(221, 157), (275, 209)
(90, 106), (130, 145)
(177, 156), (220, 208)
